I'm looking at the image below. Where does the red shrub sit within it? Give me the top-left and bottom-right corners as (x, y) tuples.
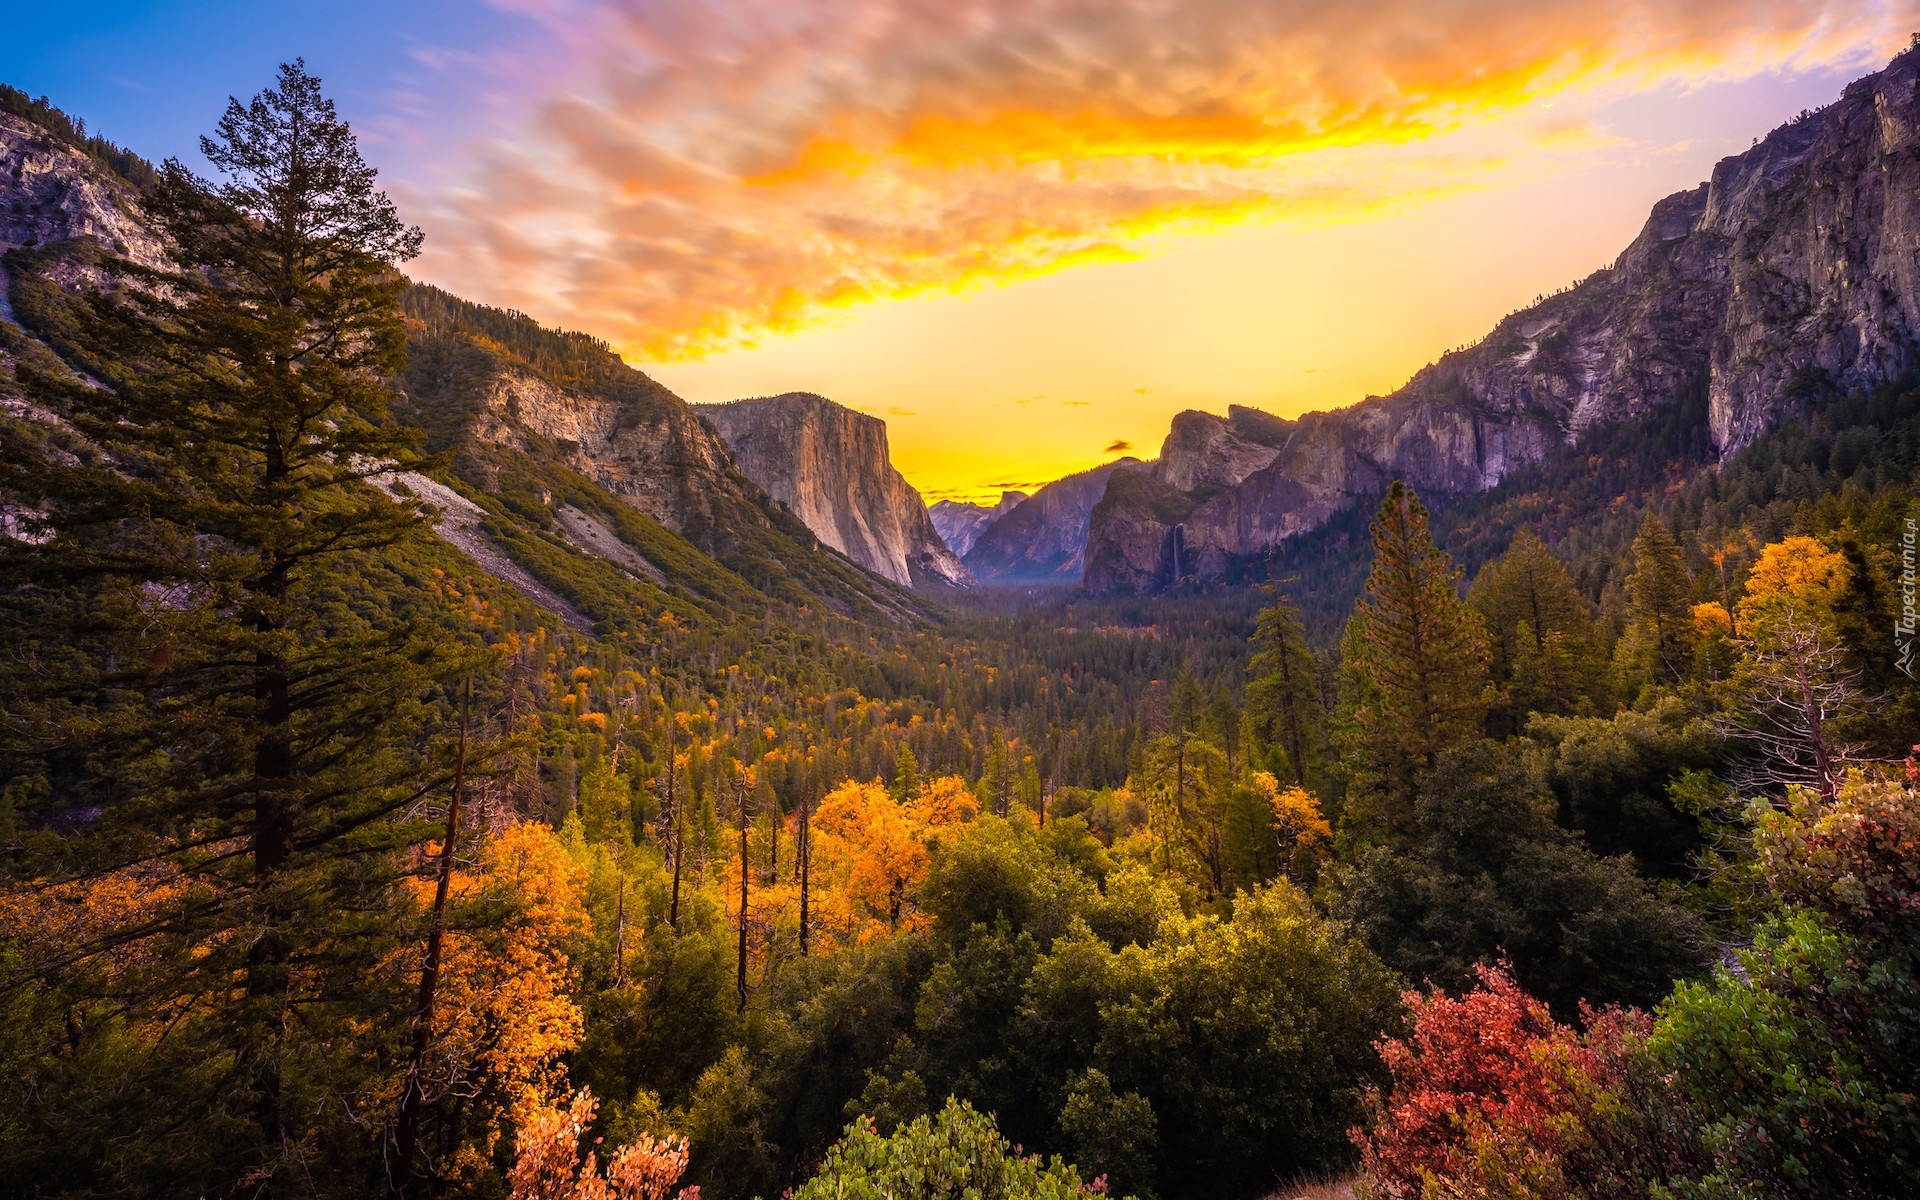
(1352, 964), (1649, 1200)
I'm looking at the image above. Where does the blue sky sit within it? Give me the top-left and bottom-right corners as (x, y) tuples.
(0, 1), (541, 169)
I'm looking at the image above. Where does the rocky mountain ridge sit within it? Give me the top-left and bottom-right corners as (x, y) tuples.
(966, 458), (1147, 585)
(694, 393), (973, 589)
(1083, 46), (1920, 594)
(930, 491), (1025, 560)
(391, 288), (920, 620)
(0, 110), (920, 626)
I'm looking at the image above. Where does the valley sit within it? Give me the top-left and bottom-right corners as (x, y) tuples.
(2, 42), (1919, 1200)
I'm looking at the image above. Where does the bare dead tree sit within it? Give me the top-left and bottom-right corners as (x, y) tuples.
(388, 679), (471, 1198)
(1717, 607), (1872, 800)
(735, 770), (750, 1012)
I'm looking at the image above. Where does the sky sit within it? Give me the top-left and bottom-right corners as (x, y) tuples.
(3, 2), (1917, 503)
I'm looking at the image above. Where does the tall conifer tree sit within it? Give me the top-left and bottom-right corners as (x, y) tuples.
(0, 61), (471, 1189)
(1627, 512), (1697, 685)
(1336, 482), (1492, 839)
(1245, 591), (1321, 787)
(1468, 528), (1604, 722)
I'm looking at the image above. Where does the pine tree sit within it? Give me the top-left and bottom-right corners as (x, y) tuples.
(980, 731), (1011, 817)
(1336, 482), (1492, 840)
(1245, 591), (1321, 787)
(0, 61), (470, 1188)
(1468, 528), (1603, 723)
(891, 743), (921, 802)
(1626, 512), (1696, 685)
(1170, 668), (1205, 740)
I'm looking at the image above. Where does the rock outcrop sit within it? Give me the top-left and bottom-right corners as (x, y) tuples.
(393, 288), (921, 621)
(930, 492), (1025, 559)
(399, 301), (765, 545)
(1085, 47), (1920, 594)
(0, 112), (165, 271)
(967, 458), (1146, 584)
(694, 393), (974, 589)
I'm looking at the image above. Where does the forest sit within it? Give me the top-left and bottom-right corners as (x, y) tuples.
(2, 64), (1918, 1200)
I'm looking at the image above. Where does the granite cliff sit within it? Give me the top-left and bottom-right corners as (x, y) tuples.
(1085, 47), (1920, 594)
(930, 491), (1025, 560)
(391, 290), (918, 618)
(966, 458), (1146, 585)
(694, 393), (974, 589)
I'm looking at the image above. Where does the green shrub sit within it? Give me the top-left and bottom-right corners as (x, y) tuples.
(794, 1098), (1100, 1200)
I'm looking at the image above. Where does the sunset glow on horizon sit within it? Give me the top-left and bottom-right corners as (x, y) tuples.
(7, 0), (1918, 502)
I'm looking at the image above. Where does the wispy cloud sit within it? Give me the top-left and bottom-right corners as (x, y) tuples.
(1104, 439), (1133, 453)
(412, 0), (1914, 359)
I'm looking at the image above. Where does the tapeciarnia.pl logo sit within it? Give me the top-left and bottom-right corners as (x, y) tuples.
(1899, 515), (1917, 679)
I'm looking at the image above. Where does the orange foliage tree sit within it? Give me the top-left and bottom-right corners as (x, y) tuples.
(400, 820), (592, 1149)
(814, 780), (932, 937)
(1254, 773), (1333, 883)
(508, 1087), (697, 1200)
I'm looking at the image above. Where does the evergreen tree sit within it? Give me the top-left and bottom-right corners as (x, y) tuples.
(0, 61), (470, 1191)
(892, 743), (921, 803)
(1169, 668), (1206, 740)
(1468, 528), (1604, 724)
(1329, 740), (1707, 1015)
(1335, 482), (1492, 840)
(1205, 686), (1239, 776)
(1626, 512), (1696, 686)
(980, 730), (1011, 817)
(1244, 591), (1321, 787)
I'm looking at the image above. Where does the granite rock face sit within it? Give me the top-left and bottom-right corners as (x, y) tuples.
(0, 113), (165, 270)
(694, 393), (974, 589)
(966, 458), (1146, 585)
(1085, 48), (1920, 594)
(390, 292), (820, 567)
(1, 112), (169, 337)
(930, 491), (1026, 560)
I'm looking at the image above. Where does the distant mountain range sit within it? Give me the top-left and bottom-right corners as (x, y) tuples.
(1075, 47), (1920, 592)
(930, 492), (1024, 560)
(12, 46), (1920, 606)
(884, 49), (1920, 595)
(963, 459), (1146, 585)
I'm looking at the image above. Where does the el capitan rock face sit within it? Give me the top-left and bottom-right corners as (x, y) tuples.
(1085, 48), (1920, 594)
(694, 393), (974, 589)
(966, 458), (1145, 584)
(393, 287), (835, 564)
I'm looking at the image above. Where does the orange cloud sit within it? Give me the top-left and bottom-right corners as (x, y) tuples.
(411, 0), (1918, 360)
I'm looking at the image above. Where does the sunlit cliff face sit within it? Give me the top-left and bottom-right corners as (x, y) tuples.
(404, 0), (1915, 502)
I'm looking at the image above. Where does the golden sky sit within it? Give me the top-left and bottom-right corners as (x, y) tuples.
(402, 0), (1919, 503)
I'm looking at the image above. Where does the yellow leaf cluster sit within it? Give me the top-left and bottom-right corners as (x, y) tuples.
(1742, 536), (1849, 609)
(1252, 772), (1333, 880)
(409, 822), (592, 1132)
(0, 860), (196, 980)
(912, 774), (980, 826)
(1691, 602), (1733, 639)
